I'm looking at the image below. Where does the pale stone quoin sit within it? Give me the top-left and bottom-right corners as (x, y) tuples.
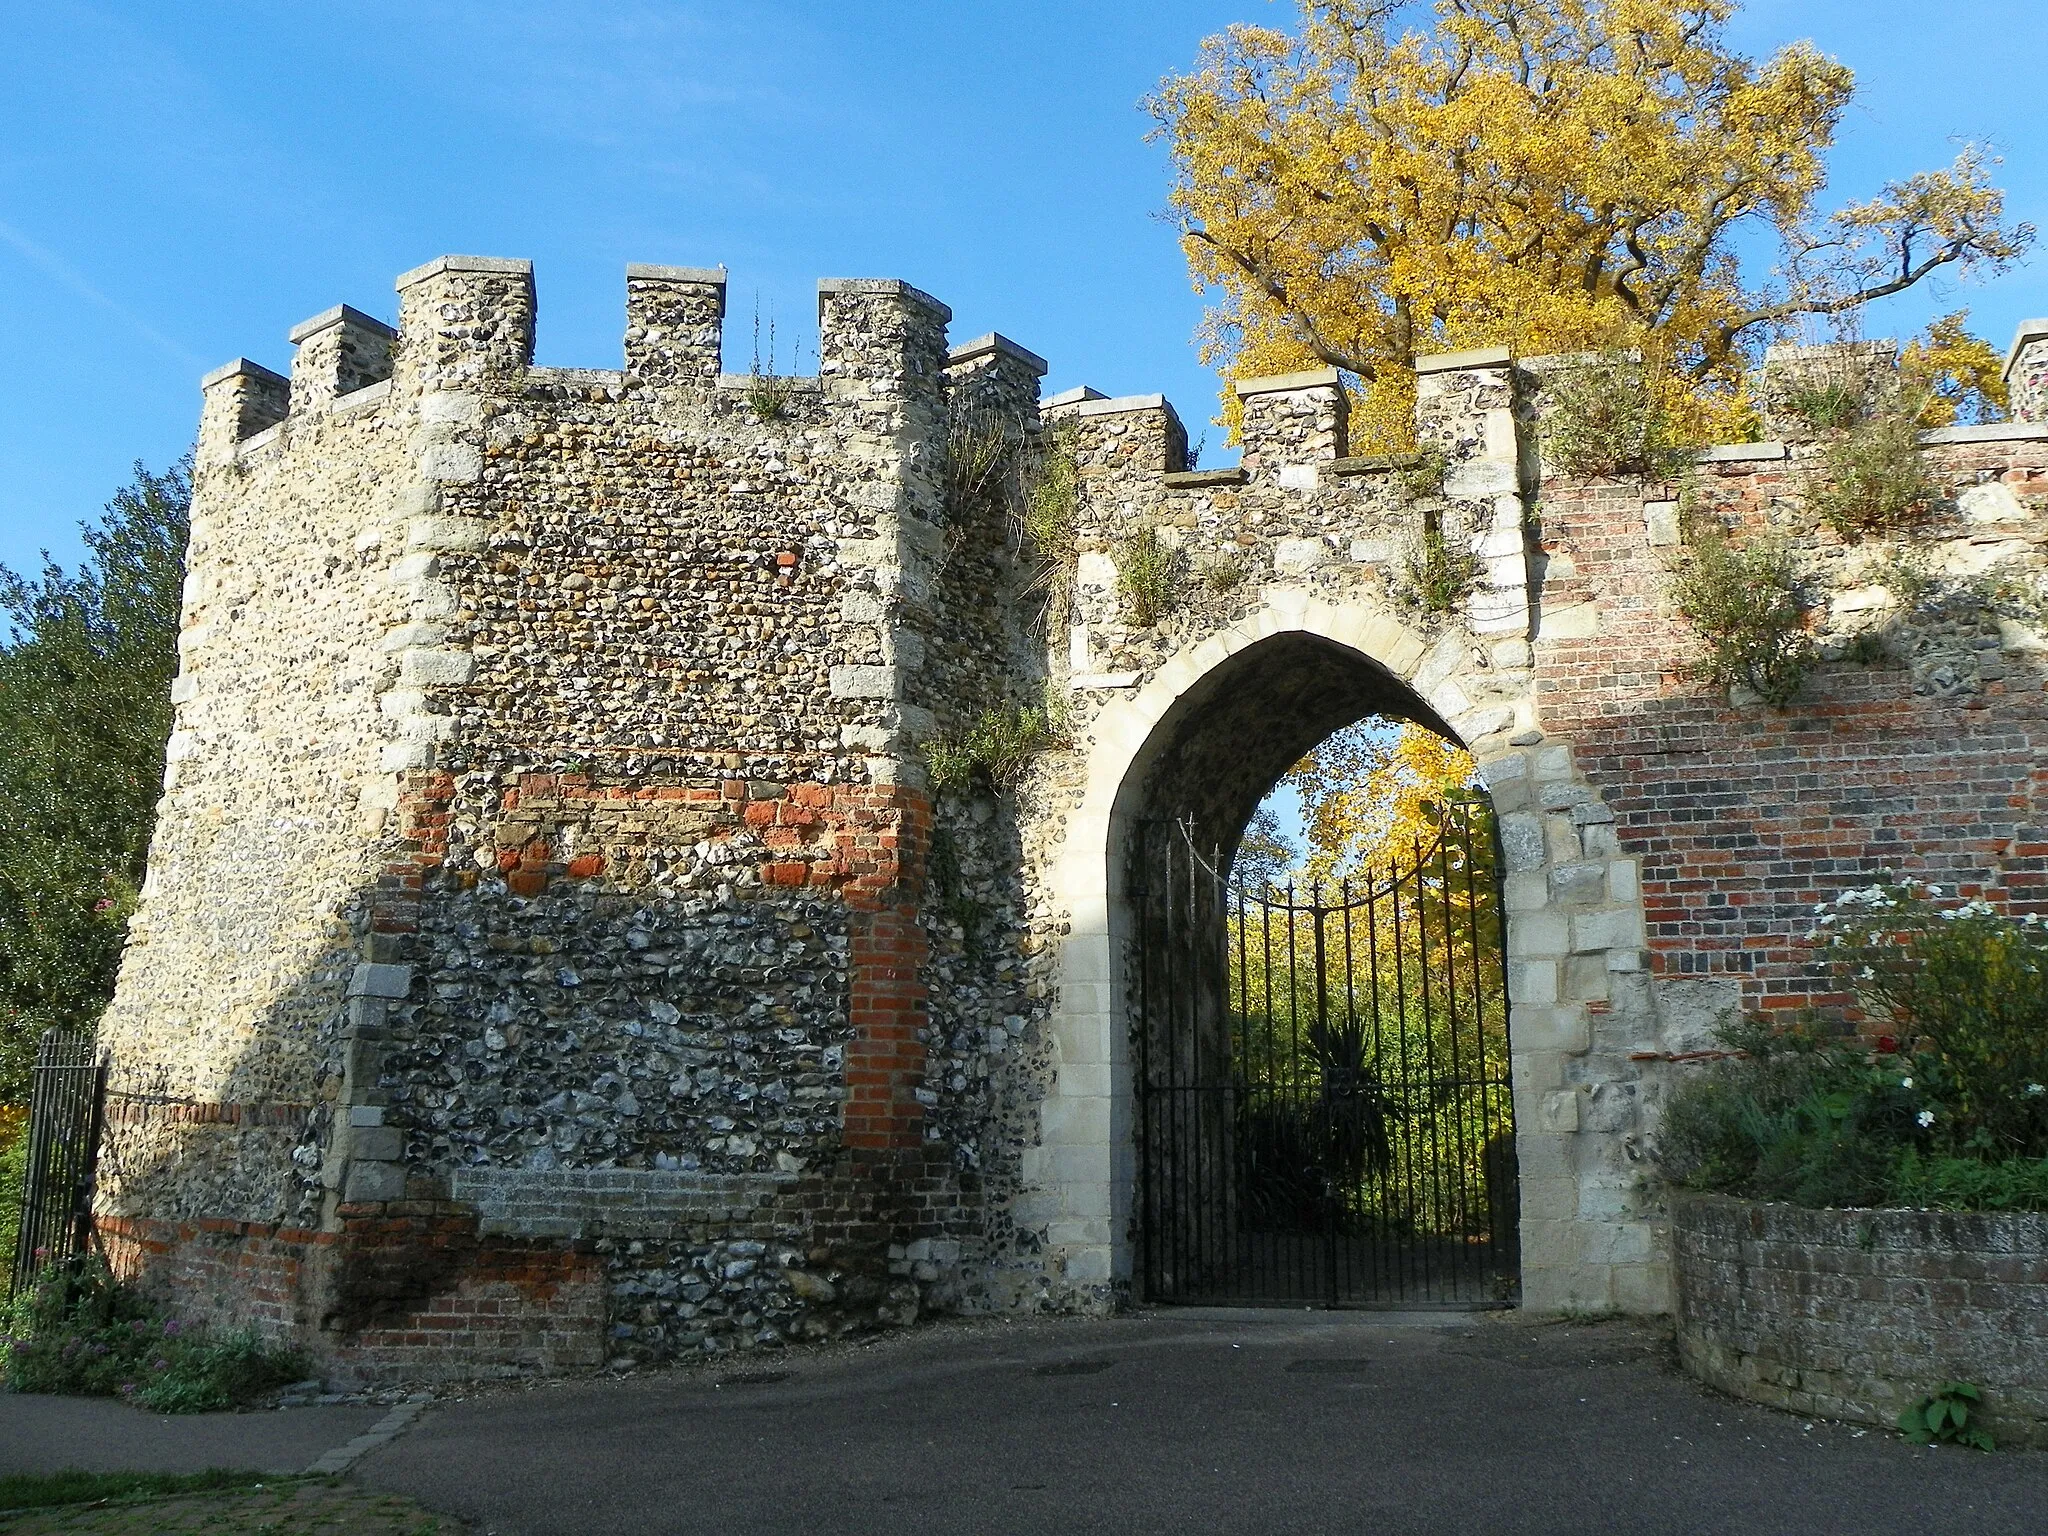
(95, 255), (2048, 1376)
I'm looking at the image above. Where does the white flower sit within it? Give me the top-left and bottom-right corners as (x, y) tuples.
(1858, 967), (1875, 980)
(1901, 1078), (1914, 1089)
(1917, 1109), (1936, 1128)
(2027, 1084), (2046, 1098)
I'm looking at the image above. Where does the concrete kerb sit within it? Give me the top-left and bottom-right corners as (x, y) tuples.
(1035, 589), (1661, 1313)
(304, 1396), (434, 1476)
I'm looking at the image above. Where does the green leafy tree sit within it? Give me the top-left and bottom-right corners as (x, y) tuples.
(0, 458), (189, 1104)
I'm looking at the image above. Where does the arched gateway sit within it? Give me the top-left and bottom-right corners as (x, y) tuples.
(1036, 595), (1651, 1314)
(87, 257), (2048, 1378)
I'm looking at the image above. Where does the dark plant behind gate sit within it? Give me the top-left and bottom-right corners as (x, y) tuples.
(1136, 796), (1517, 1308)
(7, 1030), (105, 1301)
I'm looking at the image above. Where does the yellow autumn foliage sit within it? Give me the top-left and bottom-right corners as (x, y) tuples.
(1151, 0), (2032, 453)
(1286, 720), (1479, 882)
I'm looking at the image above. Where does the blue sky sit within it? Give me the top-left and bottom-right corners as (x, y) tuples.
(3, 0), (2045, 577)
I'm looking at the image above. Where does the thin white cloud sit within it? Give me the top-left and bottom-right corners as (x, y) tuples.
(0, 219), (207, 370)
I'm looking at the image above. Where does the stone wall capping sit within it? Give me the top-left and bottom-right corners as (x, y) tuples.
(1074, 392), (1169, 418)
(200, 357), (288, 391)
(1692, 442), (1789, 463)
(815, 277), (952, 323)
(947, 332), (1049, 377)
(1043, 385), (1108, 408)
(1917, 420), (2048, 445)
(331, 379), (393, 418)
(235, 421), (286, 457)
(288, 304), (397, 345)
(395, 254), (535, 290)
(1162, 468), (1248, 489)
(713, 373), (822, 392)
(625, 262), (727, 285)
(1414, 344), (1513, 374)
(1234, 366), (1342, 396)
(1329, 453), (1425, 476)
(527, 366), (627, 388)
(2004, 318), (2048, 379)
(1763, 338), (1898, 363)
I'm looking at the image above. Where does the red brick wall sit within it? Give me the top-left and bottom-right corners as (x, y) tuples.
(99, 1208), (605, 1385)
(1536, 441), (2048, 1012)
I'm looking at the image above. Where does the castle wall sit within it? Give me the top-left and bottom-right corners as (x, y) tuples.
(97, 252), (2048, 1368)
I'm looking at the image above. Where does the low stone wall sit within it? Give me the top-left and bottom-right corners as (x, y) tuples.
(1672, 1192), (2048, 1447)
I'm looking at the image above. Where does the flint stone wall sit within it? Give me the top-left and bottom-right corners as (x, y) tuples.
(96, 248), (2048, 1371)
(1673, 1193), (2048, 1447)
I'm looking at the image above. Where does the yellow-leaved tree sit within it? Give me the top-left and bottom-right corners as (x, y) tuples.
(1288, 719), (1479, 882)
(1151, 0), (2033, 452)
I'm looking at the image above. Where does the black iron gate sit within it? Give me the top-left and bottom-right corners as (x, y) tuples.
(1136, 798), (1518, 1308)
(7, 1030), (108, 1300)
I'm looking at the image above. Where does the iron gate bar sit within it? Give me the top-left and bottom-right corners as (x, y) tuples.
(1136, 800), (1517, 1310)
(8, 1029), (108, 1300)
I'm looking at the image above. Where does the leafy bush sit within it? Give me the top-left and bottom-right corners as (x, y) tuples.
(1816, 883), (2048, 1158)
(1660, 883), (2048, 1208)
(1805, 403), (1937, 538)
(1115, 522), (1185, 627)
(3, 1259), (305, 1412)
(1667, 519), (1814, 707)
(0, 1113), (24, 1278)
(1541, 353), (1693, 480)
(1657, 1017), (1913, 1208)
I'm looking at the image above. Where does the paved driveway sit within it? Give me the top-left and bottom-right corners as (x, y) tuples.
(356, 1310), (2048, 1536)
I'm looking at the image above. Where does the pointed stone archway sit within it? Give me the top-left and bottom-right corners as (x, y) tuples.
(1030, 590), (1663, 1314)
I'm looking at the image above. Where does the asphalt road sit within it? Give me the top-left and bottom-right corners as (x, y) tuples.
(0, 1392), (389, 1477)
(354, 1309), (2048, 1536)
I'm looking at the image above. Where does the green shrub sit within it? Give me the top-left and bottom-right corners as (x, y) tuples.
(1401, 528), (1481, 617)
(1394, 446), (1450, 501)
(0, 1112), (24, 1276)
(923, 697), (1063, 795)
(1541, 353), (1693, 480)
(3, 1259), (305, 1412)
(1816, 883), (2048, 1159)
(1806, 404), (1937, 539)
(1899, 1382), (1994, 1451)
(1657, 1016), (1912, 1208)
(1115, 522), (1185, 627)
(1660, 885), (2048, 1208)
(1667, 519), (1814, 707)
(1200, 549), (1251, 593)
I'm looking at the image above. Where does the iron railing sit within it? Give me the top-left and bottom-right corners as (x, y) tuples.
(7, 1030), (108, 1300)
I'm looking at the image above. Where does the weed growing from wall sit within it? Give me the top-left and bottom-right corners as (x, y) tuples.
(923, 693), (1065, 795)
(1668, 517), (1814, 707)
(1201, 548), (1251, 593)
(1394, 446), (1450, 502)
(744, 301), (801, 423)
(946, 402), (1019, 527)
(1400, 527), (1480, 617)
(1541, 353), (1694, 480)
(1115, 522), (1186, 627)
(1806, 403), (1937, 538)
(1016, 421), (1079, 625)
